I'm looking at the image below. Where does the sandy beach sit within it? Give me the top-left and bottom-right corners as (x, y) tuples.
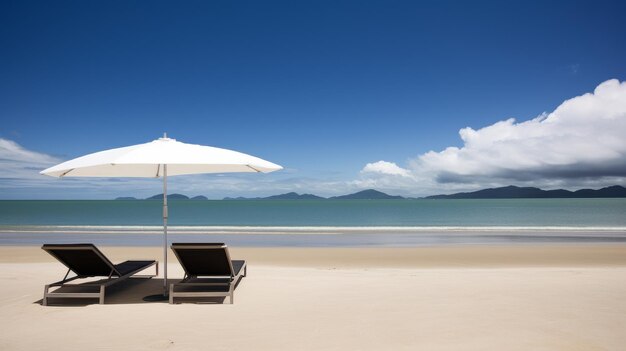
(1, 244), (626, 350)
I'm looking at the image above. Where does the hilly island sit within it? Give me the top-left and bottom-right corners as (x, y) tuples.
(116, 185), (626, 200)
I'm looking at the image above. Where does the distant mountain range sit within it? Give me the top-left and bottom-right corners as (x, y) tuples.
(424, 185), (626, 199)
(224, 189), (401, 200)
(224, 186), (626, 200)
(223, 192), (325, 200)
(115, 185), (626, 200)
(329, 189), (404, 200)
(116, 194), (208, 200)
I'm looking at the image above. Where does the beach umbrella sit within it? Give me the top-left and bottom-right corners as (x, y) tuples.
(40, 134), (282, 296)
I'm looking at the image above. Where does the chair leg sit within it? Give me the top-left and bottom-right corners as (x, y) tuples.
(43, 285), (49, 306)
(99, 286), (105, 304)
(169, 284), (174, 304)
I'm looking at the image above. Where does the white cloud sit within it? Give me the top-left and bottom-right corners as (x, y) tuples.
(0, 138), (61, 180)
(359, 79), (626, 194)
(361, 161), (411, 177)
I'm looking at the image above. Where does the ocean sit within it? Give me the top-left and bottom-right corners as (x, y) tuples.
(1, 199), (625, 247)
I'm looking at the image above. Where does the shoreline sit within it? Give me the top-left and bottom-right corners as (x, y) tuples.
(4, 244), (626, 267)
(3, 224), (626, 233)
(2, 227), (626, 247)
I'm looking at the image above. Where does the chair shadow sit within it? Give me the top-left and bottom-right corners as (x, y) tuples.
(34, 277), (231, 306)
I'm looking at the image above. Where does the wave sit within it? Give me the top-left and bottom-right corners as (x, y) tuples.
(1, 225), (626, 235)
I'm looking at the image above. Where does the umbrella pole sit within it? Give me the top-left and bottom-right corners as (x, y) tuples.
(163, 164), (168, 296)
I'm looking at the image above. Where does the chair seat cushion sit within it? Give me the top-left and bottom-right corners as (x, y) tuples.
(114, 260), (156, 276)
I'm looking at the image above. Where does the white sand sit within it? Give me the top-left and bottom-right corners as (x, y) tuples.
(1, 245), (625, 350)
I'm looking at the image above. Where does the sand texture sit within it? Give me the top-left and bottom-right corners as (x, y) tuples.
(0, 245), (625, 350)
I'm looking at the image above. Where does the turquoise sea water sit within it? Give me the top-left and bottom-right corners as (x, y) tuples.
(2, 199), (626, 227)
(1, 199), (625, 246)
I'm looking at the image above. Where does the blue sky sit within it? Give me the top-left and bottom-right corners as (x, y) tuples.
(1, 1), (626, 199)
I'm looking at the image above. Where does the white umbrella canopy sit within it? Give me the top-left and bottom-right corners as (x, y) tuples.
(41, 134), (282, 297)
(41, 135), (282, 177)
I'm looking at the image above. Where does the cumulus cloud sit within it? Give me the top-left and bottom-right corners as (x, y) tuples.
(362, 161), (411, 177)
(359, 79), (626, 193)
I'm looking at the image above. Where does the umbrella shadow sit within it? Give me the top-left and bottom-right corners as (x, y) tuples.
(33, 277), (231, 306)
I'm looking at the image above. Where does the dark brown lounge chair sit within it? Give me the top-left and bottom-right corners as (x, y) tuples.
(169, 243), (246, 304)
(42, 244), (158, 305)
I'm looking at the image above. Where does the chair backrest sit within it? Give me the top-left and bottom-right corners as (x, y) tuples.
(42, 244), (118, 277)
(171, 243), (234, 277)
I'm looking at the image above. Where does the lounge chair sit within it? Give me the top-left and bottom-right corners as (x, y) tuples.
(42, 244), (158, 305)
(169, 243), (247, 304)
